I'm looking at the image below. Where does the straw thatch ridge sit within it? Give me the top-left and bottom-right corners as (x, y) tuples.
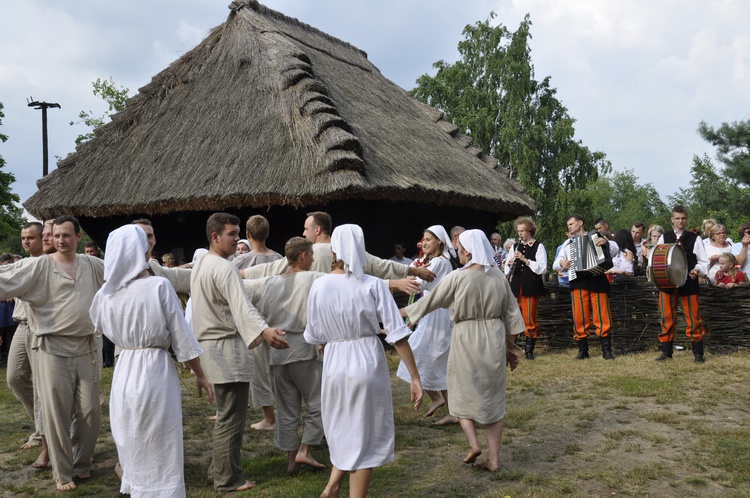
(25, 0), (534, 220)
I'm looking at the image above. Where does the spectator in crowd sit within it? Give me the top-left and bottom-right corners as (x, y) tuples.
(713, 253), (747, 289)
(594, 218), (613, 240)
(236, 239), (251, 255)
(641, 225), (665, 261)
(731, 223), (750, 279)
(490, 232), (506, 265)
(162, 253), (177, 268)
(607, 229), (636, 279)
(705, 224), (733, 281)
(389, 242), (413, 266)
(631, 222), (646, 274)
(84, 241), (100, 257)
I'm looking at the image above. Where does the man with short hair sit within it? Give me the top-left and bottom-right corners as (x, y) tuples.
(244, 236), (327, 472)
(631, 222), (646, 274)
(490, 232), (506, 265)
(233, 214), (283, 431)
(553, 214), (617, 360)
(42, 219), (56, 254)
(83, 241), (99, 257)
(0, 215), (104, 491)
(655, 205), (709, 363)
(594, 218), (612, 240)
(190, 212), (288, 492)
(6, 222), (47, 463)
(389, 242), (412, 266)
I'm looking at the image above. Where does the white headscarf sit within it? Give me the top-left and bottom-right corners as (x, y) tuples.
(192, 248), (208, 263)
(237, 239), (251, 251)
(99, 224), (149, 296)
(331, 224), (367, 280)
(425, 224), (456, 259)
(458, 229), (497, 272)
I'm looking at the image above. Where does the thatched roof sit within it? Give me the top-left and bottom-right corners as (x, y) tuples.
(24, 0), (534, 220)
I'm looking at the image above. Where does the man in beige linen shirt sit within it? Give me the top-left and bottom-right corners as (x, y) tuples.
(0, 216), (104, 491)
(190, 212), (288, 492)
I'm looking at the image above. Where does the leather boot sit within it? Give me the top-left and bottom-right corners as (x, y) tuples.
(575, 337), (589, 360)
(525, 337), (536, 360)
(655, 341), (673, 361)
(693, 340), (705, 363)
(600, 335), (614, 360)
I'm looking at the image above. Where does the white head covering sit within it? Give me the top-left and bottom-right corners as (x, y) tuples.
(331, 224), (367, 280)
(458, 229), (497, 272)
(192, 248), (209, 263)
(425, 224), (456, 259)
(100, 225), (149, 296)
(237, 239), (251, 251)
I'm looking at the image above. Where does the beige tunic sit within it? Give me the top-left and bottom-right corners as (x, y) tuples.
(243, 243), (409, 280)
(190, 254), (269, 384)
(405, 267), (525, 424)
(0, 255), (104, 356)
(149, 259), (191, 294)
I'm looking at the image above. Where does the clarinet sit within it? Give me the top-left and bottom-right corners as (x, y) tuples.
(507, 241), (522, 283)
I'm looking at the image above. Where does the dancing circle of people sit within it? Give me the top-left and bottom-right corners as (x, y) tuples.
(2, 204), (746, 496)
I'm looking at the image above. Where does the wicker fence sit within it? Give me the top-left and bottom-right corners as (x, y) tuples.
(539, 277), (750, 354)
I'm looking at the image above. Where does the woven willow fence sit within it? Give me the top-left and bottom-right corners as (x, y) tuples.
(540, 277), (750, 354)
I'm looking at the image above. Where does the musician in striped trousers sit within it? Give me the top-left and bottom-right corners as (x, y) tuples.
(504, 217), (547, 360)
(553, 214), (618, 360)
(655, 205), (709, 363)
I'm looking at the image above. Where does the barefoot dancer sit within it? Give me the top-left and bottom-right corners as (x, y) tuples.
(402, 230), (524, 471)
(243, 237), (327, 472)
(190, 213), (289, 492)
(89, 225), (214, 497)
(304, 225), (423, 497)
(396, 225), (457, 425)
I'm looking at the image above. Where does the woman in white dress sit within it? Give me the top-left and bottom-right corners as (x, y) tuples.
(396, 225), (456, 424)
(705, 223), (733, 281)
(304, 224), (423, 498)
(89, 225), (213, 497)
(401, 229), (524, 471)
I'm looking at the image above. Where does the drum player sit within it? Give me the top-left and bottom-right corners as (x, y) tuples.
(654, 205), (709, 363)
(553, 214), (619, 360)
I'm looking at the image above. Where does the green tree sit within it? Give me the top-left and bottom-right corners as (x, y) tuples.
(70, 77), (130, 145)
(0, 102), (27, 247)
(412, 13), (610, 249)
(668, 153), (750, 234)
(570, 169), (669, 232)
(698, 119), (750, 187)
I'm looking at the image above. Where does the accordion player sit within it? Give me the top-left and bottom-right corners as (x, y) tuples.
(568, 230), (614, 280)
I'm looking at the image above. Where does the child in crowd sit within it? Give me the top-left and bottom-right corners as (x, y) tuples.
(714, 253), (747, 289)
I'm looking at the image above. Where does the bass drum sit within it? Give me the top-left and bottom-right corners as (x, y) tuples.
(647, 243), (688, 288)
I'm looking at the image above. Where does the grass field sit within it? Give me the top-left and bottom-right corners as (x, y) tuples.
(2, 346), (750, 497)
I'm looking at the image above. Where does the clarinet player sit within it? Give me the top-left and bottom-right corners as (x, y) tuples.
(503, 217), (547, 360)
(552, 214), (618, 360)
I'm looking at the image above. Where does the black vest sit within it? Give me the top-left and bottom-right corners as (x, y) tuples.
(509, 240), (546, 297)
(663, 230), (700, 295)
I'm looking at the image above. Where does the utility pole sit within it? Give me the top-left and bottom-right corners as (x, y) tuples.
(27, 97), (61, 177)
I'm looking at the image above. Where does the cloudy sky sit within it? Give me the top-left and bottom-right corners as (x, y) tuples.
(2, 0), (748, 218)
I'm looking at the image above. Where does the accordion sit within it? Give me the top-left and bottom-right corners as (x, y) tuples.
(569, 230), (613, 281)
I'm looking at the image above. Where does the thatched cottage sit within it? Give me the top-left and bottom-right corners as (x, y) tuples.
(25, 0), (533, 258)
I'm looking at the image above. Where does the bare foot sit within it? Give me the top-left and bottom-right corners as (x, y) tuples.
(432, 415), (459, 426)
(234, 480), (256, 491)
(31, 448), (49, 469)
(463, 448), (482, 464)
(422, 398), (446, 418)
(56, 481), (77, 491)
(295, 454), (326, 469)
(74, 471), (91, 480)
(320, 485), (340, 498)
(99, 391), (105, 406)
(474, 459), (501, 472)
(114, 462), (123, 480)
(250, 419), (275, 431)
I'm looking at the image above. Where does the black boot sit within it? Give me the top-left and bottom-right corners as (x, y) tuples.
(575, 337), (589, 360)
(655, 341), (673, 361)
(525, 337), (536, 360)
(600, 335), (614, 360)
(693, 340), (705, 363)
